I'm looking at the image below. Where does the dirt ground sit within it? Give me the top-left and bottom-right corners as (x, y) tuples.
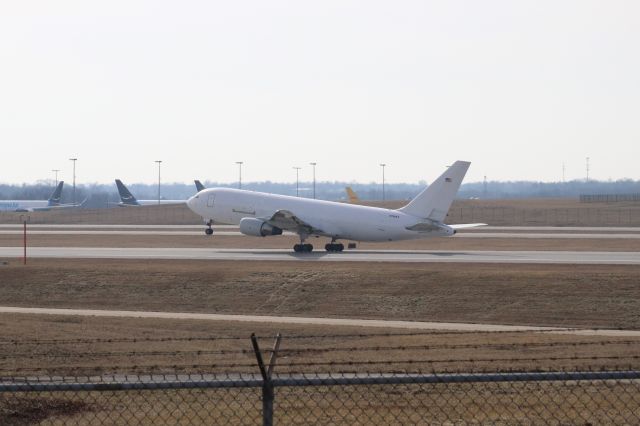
(2, 258), (639, 423)
(2, 315), (638, 426)
(2, 259), (640, 330)
(1, 313), (639, 376)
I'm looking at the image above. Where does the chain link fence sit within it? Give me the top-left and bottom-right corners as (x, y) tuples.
(1, 332), (640, 424)
(2, 370), (640, 424)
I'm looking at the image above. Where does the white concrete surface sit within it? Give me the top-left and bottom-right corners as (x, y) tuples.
(1, 246), (640, 264)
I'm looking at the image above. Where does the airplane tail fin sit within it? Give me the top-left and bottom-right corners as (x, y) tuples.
(194, 180), (205, 192)
(115, 179), (140, 205)
(345, 186), (360, 203)
(47, 181), (64, 206)
(397, 161), (470, 221)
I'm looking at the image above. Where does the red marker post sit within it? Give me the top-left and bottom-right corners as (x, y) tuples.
(20, 215), (30, 265)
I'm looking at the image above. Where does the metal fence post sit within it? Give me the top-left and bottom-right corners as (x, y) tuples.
(251, 333), (282, 426)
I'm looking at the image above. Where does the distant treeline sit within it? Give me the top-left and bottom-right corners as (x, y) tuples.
(1, 179), (640, 208)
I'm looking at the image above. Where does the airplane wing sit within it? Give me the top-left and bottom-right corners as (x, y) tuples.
(449, 223), (487, 230)
(265, 210), (324, 235)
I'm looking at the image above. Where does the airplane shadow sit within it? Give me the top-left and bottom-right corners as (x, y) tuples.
(221, 249), (472, 258)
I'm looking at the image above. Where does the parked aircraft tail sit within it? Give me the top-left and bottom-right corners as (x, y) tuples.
(345, 186), (360, 203)
(195, 180), (206, 192)
(397, 161), (470, 221)
(47, 181), (64, 206)
(115, 179), (140, 206)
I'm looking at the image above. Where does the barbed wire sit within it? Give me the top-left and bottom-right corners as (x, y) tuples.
(270, 355), (640, 368)
(3, 339), (638, 360)
(0, 335), (252, 346)
(274, 339), (640, 354)
(0, 349), (256, 360)
(2, 327), (617, 346)
(2, 354), (639, 375)
(0, 361), (261, 374)
(265, 329), (589, 338)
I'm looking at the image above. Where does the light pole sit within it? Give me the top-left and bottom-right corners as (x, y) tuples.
(52, 169), (60, 186)
(293, 167), (301, 197)
(309, 162), (317, 199)
(379, 163), (386, 201)
(69, 158), (77, 205)
(155, 160), (162, 204)
(586, 157), (590, 182)
(236, 161), (243, 189)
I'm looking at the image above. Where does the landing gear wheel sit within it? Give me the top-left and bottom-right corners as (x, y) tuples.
(294, 244), (313, 253)
(325, 243), (344, 252)
(205, 228), (213, 235)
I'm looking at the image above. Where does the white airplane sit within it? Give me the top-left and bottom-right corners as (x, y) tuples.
(0, 181), (74, 212)
(187, 161), (485, 252)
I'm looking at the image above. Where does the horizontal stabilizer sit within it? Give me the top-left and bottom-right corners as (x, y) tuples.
(450, 223), (487, 230)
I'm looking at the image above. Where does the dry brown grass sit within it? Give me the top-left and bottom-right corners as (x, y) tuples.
(2, 259), (640, 330)
(1, 313), (639, 376)
(2, 257), (640, 423)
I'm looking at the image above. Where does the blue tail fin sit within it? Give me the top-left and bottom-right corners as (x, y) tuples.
(115, 179), (140, 205)
(47, 181), (64, 206)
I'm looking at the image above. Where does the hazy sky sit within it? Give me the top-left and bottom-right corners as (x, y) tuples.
(1, 1), (639, 185)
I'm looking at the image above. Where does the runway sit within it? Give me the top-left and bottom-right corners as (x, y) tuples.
(1, 246), (640, 264)
(2, 224), (640, 239)
(1, 306), (638, 337)
(2, 224), (640, 231)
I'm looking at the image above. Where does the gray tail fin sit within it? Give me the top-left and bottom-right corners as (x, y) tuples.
(398, 161), (470, 221)
(194, 180), (205, 192)
(47, 181), (64, 206)
(115, 179), (140, 205)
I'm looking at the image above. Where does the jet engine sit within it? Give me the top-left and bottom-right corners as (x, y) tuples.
(239, 218), (283, 237)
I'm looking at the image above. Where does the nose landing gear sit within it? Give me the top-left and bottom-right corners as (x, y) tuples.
(204, 220), (214, 235)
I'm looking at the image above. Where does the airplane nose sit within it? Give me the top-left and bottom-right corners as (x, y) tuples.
(187, 195), (199, 212)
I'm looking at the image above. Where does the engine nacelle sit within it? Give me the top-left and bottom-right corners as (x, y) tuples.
(239, 217), (283, 237)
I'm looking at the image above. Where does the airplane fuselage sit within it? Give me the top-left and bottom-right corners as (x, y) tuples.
(188, 188), (454, 242)
(0, 200), (52, 212)
(118, 200), (186, 207)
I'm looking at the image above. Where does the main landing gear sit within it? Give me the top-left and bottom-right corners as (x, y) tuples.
(293, 234), (313, 253)
(293, 243), (313, 253)
(204, 220), (214, 235)
(325, 242), (344, 252)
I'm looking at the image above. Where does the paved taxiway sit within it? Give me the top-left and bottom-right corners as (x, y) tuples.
(1, 246), (639, 264)
(3, 230), (640, 238)
(1, 306), (638, 337)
